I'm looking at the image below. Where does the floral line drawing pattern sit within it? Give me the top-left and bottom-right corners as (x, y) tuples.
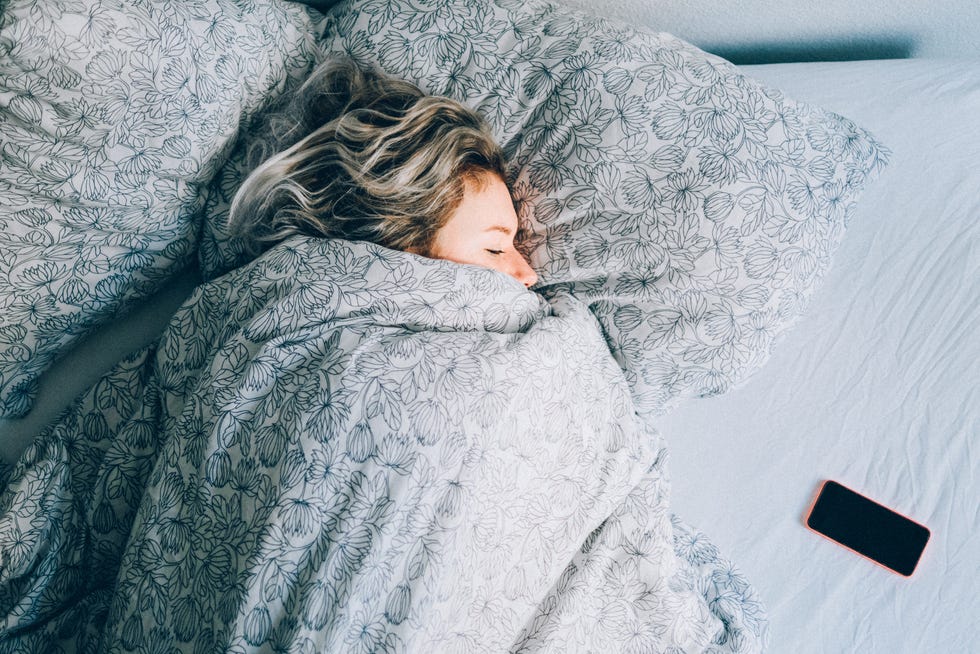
(1, 238), (767, 651)
(0, 0), (326, 416)
(203, 0), (887, 417)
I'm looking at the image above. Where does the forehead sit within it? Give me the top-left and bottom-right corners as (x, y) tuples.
(450, 175), (518, 232)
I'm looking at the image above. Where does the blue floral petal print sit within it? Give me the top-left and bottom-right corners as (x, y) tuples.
(202, 0), (888, 419)
(0, 0), (329, 416)
(2, 237), (763, 651)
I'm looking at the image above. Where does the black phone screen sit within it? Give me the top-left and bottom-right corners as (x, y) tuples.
(806, 480), (930, 576)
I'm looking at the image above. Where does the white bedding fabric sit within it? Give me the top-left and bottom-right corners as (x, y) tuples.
(661, 59), (979, 653)
(0, 58), (976, 653)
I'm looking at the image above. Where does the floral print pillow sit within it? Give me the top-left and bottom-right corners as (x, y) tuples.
(0, 0), (326, 417)
(303, 0), (887, 416)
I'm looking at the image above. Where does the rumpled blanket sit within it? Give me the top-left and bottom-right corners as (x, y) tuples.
(0, 237), (767, 652)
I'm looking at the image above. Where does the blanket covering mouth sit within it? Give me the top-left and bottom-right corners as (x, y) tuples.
(0, 237), (767, 652)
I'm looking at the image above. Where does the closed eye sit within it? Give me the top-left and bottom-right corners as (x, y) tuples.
(485, 249), (503, 255)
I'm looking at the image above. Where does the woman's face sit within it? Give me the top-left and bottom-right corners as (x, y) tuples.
(427, 175), (538, 288)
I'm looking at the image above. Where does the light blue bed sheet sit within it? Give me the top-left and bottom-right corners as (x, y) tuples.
(662, 58), (979, 653)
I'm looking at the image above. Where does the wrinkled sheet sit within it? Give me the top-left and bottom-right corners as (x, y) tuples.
(662, 59), (980, 653)
(0, 237), (766, 652)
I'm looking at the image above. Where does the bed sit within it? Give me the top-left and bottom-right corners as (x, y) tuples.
(663, 59), (980, 653)
(0, 0), (976, 652)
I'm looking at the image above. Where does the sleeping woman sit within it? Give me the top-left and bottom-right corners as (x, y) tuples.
(0, 55), (759, 654)
(227, 56), (538, 288)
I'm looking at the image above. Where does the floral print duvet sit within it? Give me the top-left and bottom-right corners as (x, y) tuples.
(0, 237), (766, 652)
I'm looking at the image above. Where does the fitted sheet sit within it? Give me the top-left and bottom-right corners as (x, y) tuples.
(661, 59), (979, 653)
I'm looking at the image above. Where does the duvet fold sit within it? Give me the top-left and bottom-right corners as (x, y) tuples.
(0, 237), (766, 653)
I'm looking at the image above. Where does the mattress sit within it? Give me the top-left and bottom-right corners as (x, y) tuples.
(661, 59), (979, 653)
(1, 57), (976, 653)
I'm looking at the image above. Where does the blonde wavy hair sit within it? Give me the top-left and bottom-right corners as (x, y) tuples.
(228, 57), (507, 256)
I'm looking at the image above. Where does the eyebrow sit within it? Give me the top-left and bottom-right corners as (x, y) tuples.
(484, 225), (515, 236)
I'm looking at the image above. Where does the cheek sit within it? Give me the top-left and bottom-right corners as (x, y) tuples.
(428, 226), (469, 263)
(429, 232), (488, 268)
(486, 258), (512, 276)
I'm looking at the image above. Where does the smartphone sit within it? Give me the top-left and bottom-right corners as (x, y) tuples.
(805, 480), (930, 577)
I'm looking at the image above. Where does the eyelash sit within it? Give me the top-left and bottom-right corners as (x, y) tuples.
(485, 249), (503, 255)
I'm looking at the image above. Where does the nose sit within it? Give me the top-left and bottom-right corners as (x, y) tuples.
(511, 253), (538, 288)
